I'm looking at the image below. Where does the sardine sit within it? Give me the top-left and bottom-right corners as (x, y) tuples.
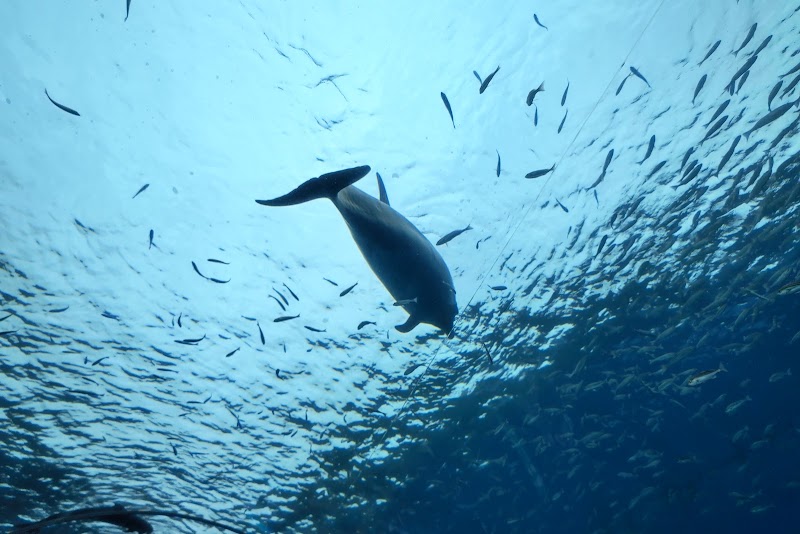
(525, 164), (555, 179)
(533, 14), (548, 30)
(496, 149), (501, 177)
(687, 363), (726, 386)
(733, 23), (757, 55)
(339, 282), (358, 297)
(640, 134), (655, 164)
(616, 74), (630, 95)
(257, 322), (265, 345)
(744, 101), (797, 139)
(274, 314), (300, 322)
(479, 66), (500, 94)
(699, 40), (721, 65)
(717, 135), (740, 174)
(629, 66), (651, 88)
(693, 74), (707, 104)
(561, 81), (569, 106)
(44, 88), (80, 116)
(768, 80), (783, 110)
(555, 199), (569, 213)
(526, 82), (544, 106)
(440, 92), (455, 128)
(558, 109), (567, 133)
(283, 283), (299, 301)
(148, 229), (154, 249)
(706, 99), (730, 128)
(132, 184), (149, 199)
(357, 320), (376, 330)
(437, 224), (472, 246)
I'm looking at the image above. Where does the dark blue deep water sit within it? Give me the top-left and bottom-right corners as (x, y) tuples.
(2, 1), (800, 533)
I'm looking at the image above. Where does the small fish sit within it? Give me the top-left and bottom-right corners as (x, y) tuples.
(479, 66), (500, 94)
(273, 288), (289, 306)
(274, 314), (300, 323)
(725, 395), (751, 415)
(276, 369), (283, 379)
(132, 183), (150, 199)
(404, 363), (424, 375)
(701, 115), (728, 144)
(357, 320), (376, 330)
(596, 235), (608, 257)
(394, 297), (418, 307)
(615, 74), (630, 95)
(744, 101), (796, 139)
(0, 330), (18, 337)
(681, 147), (696, 170)
(175, 334), (205, 345)
(148, 229), (154, 249)
(555, 199), (569, 213)
(781, 72), (800, 98)
(525, 164), (555, 179)
(473, 70), (483, 84)
(496, 150), (501, 177)
(377, 172), (389, 205)
(44, 88), (80, 116)
(283, 283), (299, 301)
(699, 39), (721, 65)
(602, 149), (614, 174)
(323, 277), (338, 286)
(629, 66), (650, 88)
(125, 0), (131, 21)
(727, 54), (758, 89)
(752, 35), (772, 56)
(526, 82), (544, 106)
(768, 81), (783, 111)
(782, 60), (800, 78)
(647, 160), (667, 179)
(777, 280), (800, 295)
(640, 135), (655, 164)
(561, 81), (569, 106)
(0, 314), (11, 322)
(437, 224), (472, 246)
(92, 357), (109, 366)
(490, 285), (507, 291)
(269, 295), (286, 311)
(49, 306), (69, 313)
(693, 74), (707, 104)
(687, 364), (726, 386)
(717, 135), (741, 174)
(257, 322), (265, 345)
(440, 92), (455, 128)
(593, 190), (599, 206)
(736, 71), (750, 94)
(225, 347), (240, 358)
(533, 13), (548, 30)
(533, 104), (539, 126)
(706, 99), (730, 128)
(191, 261), (207, 279)
(208, 277), (230, 284)
(734, 23), (757, 55)
(339, 282), (358, 297)
(207, 258), (230, 265)
(177, 313), (182, 328)
(304, 325), (326, 333)
(558, 109), (567, 134)
(172, 444), (178, 456)
(481, 342), (494, 365)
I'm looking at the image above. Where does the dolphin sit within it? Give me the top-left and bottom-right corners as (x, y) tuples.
(256, 166), (457, 335)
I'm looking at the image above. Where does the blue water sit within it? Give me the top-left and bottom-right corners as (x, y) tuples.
(2, 0), (800, 532)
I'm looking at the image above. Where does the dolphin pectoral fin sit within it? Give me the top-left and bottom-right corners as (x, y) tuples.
(256, 165), (371, 206)
(376, 172), (390, 205)
(395, 315), (420, 333)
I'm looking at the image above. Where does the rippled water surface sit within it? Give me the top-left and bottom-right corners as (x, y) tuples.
(2, 1), (800, 532)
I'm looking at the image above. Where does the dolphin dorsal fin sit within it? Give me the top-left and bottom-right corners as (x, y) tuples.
(377, 172), (390, 206)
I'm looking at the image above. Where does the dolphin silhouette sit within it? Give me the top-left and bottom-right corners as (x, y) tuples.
(256, 166), (457, 335)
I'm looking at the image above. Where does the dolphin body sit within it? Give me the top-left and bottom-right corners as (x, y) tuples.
(256, 165), (457, 335)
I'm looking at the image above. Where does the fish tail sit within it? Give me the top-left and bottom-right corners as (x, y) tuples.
(256, 166), (371, 206)
(720, 362), (728, 373)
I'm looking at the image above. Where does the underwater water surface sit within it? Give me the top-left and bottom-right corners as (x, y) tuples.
(1, 0), (800, 532)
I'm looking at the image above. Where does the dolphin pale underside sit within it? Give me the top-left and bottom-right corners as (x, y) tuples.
(256, 166), (457, 335)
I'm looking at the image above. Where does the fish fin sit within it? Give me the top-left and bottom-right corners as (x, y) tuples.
(256, 165), (371, 206)
(720, 362), (728, 372)
(395, 315), (420, 333)
(377, 172), (390, 205)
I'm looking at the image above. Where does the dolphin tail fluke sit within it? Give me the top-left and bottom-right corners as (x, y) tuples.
(256, 165), (371, 206)
(395, 315), (420, 333)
